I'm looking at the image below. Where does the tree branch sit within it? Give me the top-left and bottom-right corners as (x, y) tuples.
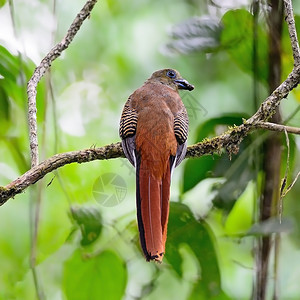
(1, 0), (300, 205)
(27, 0), (98, 167)
(1, 117), (300, 205)
(0, 143), (123, 205)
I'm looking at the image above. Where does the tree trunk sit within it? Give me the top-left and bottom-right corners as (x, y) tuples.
(255, 1), (283, 299)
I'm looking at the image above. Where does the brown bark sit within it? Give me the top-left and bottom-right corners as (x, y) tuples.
(255, 1), (283, 299)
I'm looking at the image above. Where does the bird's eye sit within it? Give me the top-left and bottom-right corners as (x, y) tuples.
(166, 70), (176, 78)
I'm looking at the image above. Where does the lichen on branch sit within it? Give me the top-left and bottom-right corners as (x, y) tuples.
(1, 0), (300, 206)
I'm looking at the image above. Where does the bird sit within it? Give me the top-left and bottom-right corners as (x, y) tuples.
(119, 68), (194, 262)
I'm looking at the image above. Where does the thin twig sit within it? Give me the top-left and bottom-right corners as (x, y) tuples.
(281, 171), (300, 198)
(25, 3), (98, 299)
(279, 129), (290, 223)
(27, 0), (98, 168)
(255, 122), (300, 135)
(279, 129), (300, 199)
(273, 128), (290, 300)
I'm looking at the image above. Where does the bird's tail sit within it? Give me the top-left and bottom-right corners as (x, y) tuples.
(136, 157), (171, 262)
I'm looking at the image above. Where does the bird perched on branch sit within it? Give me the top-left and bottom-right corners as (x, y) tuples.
(119, 68), (194, 262)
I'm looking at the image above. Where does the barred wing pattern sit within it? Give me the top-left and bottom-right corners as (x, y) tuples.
(174, 109), (189, 145)
(173, 108), (189, 167)
(119, 96), (138, 139)
(119, 97), (138, 167)
(120, 97), (189, 168)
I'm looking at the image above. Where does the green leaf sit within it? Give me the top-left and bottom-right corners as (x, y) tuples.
(166, 202), (228, 299)
(0, 46), (32, 111)
(211, 149), (256, 211)
(183, 156), (220, 193)
(221, 9), (268, 84)
(3, 137), (30, 174)
(0, 85), (10, 134)
(63, 250), (127, 300)
(0, 45), (20, 81)
(224, 181), (255, 235)
(71, 206), (102, 246)
(0, 0), (6, 8)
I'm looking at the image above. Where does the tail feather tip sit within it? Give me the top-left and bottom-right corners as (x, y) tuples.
(145, 251), (164, 263)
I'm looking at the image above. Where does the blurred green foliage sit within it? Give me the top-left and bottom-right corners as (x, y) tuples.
(63, 249), (127, 300)
(1, 0), (300, 299)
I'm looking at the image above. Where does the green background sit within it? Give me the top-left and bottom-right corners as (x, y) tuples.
(1, 0), (300, 299)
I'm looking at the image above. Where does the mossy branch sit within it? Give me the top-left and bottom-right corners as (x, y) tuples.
(1, 118), (300, 205)
(1, 0), (300, 205)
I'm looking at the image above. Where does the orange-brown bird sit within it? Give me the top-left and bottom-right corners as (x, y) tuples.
(119, 69), (194, 262)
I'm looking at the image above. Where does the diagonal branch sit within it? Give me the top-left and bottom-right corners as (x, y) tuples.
(27, 0), (98, 167)
(0, 143), (124, 205)
(246, 66), (300, 124)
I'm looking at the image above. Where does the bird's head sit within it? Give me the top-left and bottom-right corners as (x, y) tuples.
(147, 68), (194, 92)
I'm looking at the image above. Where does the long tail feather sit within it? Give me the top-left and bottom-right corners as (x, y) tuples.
(161, 160), (171, 250)
(136, 158), (171, 262)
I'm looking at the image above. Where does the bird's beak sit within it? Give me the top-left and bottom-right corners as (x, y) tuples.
(174, 79), (194, 91)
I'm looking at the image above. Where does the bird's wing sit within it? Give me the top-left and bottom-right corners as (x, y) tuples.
(173, 108), (189, 167)
(119, 96), (138, 167)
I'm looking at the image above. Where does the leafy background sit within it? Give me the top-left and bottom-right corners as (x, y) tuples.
(0, 0), (300, 299)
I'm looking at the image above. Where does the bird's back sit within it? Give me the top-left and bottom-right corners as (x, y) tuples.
(133, 82), (183, 179)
